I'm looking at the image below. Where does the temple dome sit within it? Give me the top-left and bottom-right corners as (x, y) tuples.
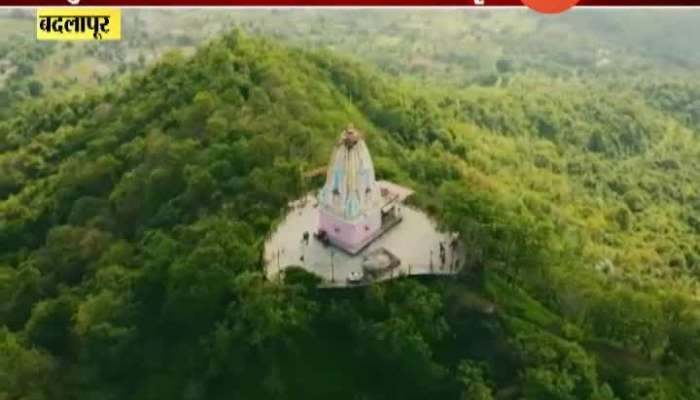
(318, 125), (381, 220)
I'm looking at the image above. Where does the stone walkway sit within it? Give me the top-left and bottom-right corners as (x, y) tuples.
(264, 194), (461, 288)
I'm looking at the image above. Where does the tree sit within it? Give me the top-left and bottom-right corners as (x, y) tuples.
(457, 360), (494, 400)
(496, 58), (514, 74)
(74, 289), (136, 368)
(624, 377), (671, 400)
(25, 296), (76, 356)
(0, 329), (55, 400)
(27, 80), (43, 97)
(508, 324), (615, 400)
(587, 131), (607, 153)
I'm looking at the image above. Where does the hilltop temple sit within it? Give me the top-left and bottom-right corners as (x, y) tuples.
(264, 124), (459, 287)
(316, 125), (411, 254)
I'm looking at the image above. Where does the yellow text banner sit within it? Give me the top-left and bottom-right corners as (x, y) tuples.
(37, 8), (121, 41)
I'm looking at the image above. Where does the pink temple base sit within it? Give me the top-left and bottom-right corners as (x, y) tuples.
(319, 208), (382, 254)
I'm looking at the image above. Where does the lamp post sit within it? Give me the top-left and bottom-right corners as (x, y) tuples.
(331, 249), (335, 283)
(430, 249), (434, 273)
(276, 249), (281, 283)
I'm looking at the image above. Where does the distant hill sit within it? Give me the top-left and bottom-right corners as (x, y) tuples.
(2, 10), (700, 112)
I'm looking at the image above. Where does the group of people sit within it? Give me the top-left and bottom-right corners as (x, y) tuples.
(435, 236), (459, 271)
(439, 242), (447, 267)
(299, 231), (310, 262)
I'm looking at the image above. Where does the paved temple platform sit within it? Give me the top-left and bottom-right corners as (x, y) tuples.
(264, 194), (461, 288)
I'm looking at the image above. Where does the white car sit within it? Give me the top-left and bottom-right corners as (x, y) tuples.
(347, 271), (364, 284)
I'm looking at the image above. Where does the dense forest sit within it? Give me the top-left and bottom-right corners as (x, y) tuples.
(2, 10), (700, 400)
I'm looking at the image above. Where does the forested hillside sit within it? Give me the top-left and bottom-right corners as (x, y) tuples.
(2, 20), (700, 400)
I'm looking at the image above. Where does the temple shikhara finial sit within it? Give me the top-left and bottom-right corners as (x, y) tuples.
(340, 124), (361, 149)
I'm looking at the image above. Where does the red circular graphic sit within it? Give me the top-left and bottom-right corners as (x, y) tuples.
(521, 0), (580, 13)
